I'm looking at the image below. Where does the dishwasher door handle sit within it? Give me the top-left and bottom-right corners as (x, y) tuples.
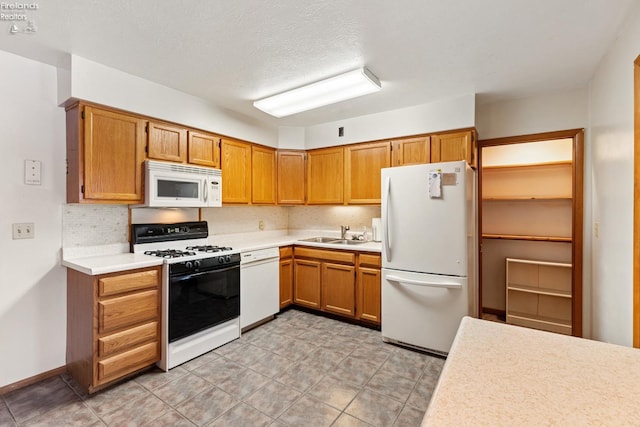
(241, 257), (279, 267)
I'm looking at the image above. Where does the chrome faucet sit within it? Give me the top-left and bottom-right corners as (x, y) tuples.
(340, 225), (350, 239)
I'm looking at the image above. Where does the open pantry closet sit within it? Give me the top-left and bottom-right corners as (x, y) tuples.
(479, 129), (584, 337)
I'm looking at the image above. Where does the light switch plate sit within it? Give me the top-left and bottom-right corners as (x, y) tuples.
(25, 160), (41, 185)
(12, 223), (34, 239)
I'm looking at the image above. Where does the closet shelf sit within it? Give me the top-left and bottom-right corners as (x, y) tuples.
(482, 234), (572, 243)
(482, 196), (572, 201)
(507, 284), (571, 298)
(482, 160), (573, 170)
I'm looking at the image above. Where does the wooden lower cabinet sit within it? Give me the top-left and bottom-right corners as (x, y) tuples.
(66, 266), (161, 393)
(293, 259), (322, 308)
(279, 246), (294, 308)
(357, 267), (381, 324)
(322, 263), (356, 317)
(357, 253), (382, 325)
(292, 247), (380, 325)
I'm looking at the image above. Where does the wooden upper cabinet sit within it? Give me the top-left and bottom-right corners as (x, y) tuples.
(221, 138), (252, 204)
(79, 106), (146, 203)
(147, 121), (187, 163)
(431, 130), (476, 168)
(277, 151), (306, 205)
(391, 136), (431, 166)
(345, 142), (390, 204)
(188, 131), (220, 168)
(251, 145), (276, 204)
(307, 147), (344, 204)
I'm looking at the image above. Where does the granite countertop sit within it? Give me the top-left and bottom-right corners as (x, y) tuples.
(62, 230), (382, 275)
(422, 317), (640, 426)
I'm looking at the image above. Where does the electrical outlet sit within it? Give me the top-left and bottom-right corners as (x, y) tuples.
(258, 220), (265, 230)
(594, 222), (599, 238)
(13, 223), (35, 239)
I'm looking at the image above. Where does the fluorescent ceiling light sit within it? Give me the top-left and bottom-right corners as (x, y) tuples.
(253, 67), (381, 118)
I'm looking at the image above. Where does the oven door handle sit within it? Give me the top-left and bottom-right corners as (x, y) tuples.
(170, 264), (239, 281)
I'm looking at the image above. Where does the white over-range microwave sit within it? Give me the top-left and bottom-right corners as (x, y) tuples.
(144, 160), (222, 207)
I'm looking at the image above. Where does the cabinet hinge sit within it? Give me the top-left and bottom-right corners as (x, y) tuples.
(81, 111), (85, 119)
(145, 145), (148, 153)
(218, 139), (222, 149)
(145, 125), (148, 133)
(81, 185), (84, 194)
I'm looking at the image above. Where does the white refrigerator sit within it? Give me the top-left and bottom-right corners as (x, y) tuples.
(381, 160), (477, 355)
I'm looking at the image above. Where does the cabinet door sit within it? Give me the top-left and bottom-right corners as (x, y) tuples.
(83, 106), (146, 202)
(279, 257), (294, 309)
(277, 151), (306, 205)
(307, 147), (344, 204)
(293, 259), (322, 309)
(391, 136), (431, 166)
(252, 145), (277, 204)
(221, 138), (252, 204)
(322, 263), (356, 317)
(345, 142), (390, 204)
(431, 130), (476, 168)
(147, 121), (187, 163)
(188, 131), (220, 167)
(357, 267), (381, 324)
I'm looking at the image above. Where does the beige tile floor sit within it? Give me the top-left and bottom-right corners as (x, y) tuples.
(0, 309), (445, 426)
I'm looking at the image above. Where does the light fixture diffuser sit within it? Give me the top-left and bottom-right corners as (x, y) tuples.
(253, 67), (381, 118)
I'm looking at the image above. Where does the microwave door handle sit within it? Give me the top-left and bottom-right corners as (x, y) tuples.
(203, 178), (209, 203)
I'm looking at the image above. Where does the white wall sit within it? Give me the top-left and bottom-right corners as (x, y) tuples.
(0, 51), (67, 387)
(476, 88), (588, 140)
(588, 1), (640, 346)
(304, 94), (476, 149)
(278, 126), (305, 149)
(63, 55), (279, 147)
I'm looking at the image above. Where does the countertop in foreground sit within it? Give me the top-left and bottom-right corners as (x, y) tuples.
(422, 316), (640, 425)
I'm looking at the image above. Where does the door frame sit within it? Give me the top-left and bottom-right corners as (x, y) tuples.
(478, 129), (584, 337)
(633, 55), (640, 347)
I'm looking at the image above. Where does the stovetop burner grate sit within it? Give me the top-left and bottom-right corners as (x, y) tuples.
(185, 245), (234, 253)
(144, 249), (197, 258)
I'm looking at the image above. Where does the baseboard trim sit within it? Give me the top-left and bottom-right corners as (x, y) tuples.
(482, 307), (506, 320)
(0, 366), (67, 396)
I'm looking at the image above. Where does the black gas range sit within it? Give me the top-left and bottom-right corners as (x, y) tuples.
(131, 221), (240, 370)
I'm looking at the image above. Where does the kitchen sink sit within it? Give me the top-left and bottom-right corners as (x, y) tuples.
(327, 239), (366, 245)
(298, 237), (367, 245)
(299, 236), (340, 243)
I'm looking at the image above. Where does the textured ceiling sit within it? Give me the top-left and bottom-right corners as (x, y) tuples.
(0, 0), (634, 126)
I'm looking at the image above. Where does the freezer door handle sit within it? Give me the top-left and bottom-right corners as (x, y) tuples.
(383, 176), (391, 262)
(386, 275), (462, 289)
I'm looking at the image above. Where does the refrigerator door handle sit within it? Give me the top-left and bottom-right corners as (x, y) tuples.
(383, 176), (391, 262)
(386, 275), (462, 289)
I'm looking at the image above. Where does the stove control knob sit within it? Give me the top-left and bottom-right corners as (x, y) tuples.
(185, 261), (193, 269)
(194, 260), (201, 269)
(218, 256), (225, 263)
(225, 255), (232, 262)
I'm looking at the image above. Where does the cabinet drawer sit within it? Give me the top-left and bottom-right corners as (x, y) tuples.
(97, 341), (159, 385)
(98, 321), (158, 357)
(98, 269), (159, 297)
(294, 247), (355, 264)
(98, 290), (158, 334)
(358, 253), (381, 268)
(279, 246), (293, 259)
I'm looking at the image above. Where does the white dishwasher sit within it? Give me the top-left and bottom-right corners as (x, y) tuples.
(240, 247), (280, 330)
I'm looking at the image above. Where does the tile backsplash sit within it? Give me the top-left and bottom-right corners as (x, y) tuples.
(287, 205), (381, 233)
(62, 204), (129, 247)
(62, 204), (381, 248)
(201, 205), (288, 235)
